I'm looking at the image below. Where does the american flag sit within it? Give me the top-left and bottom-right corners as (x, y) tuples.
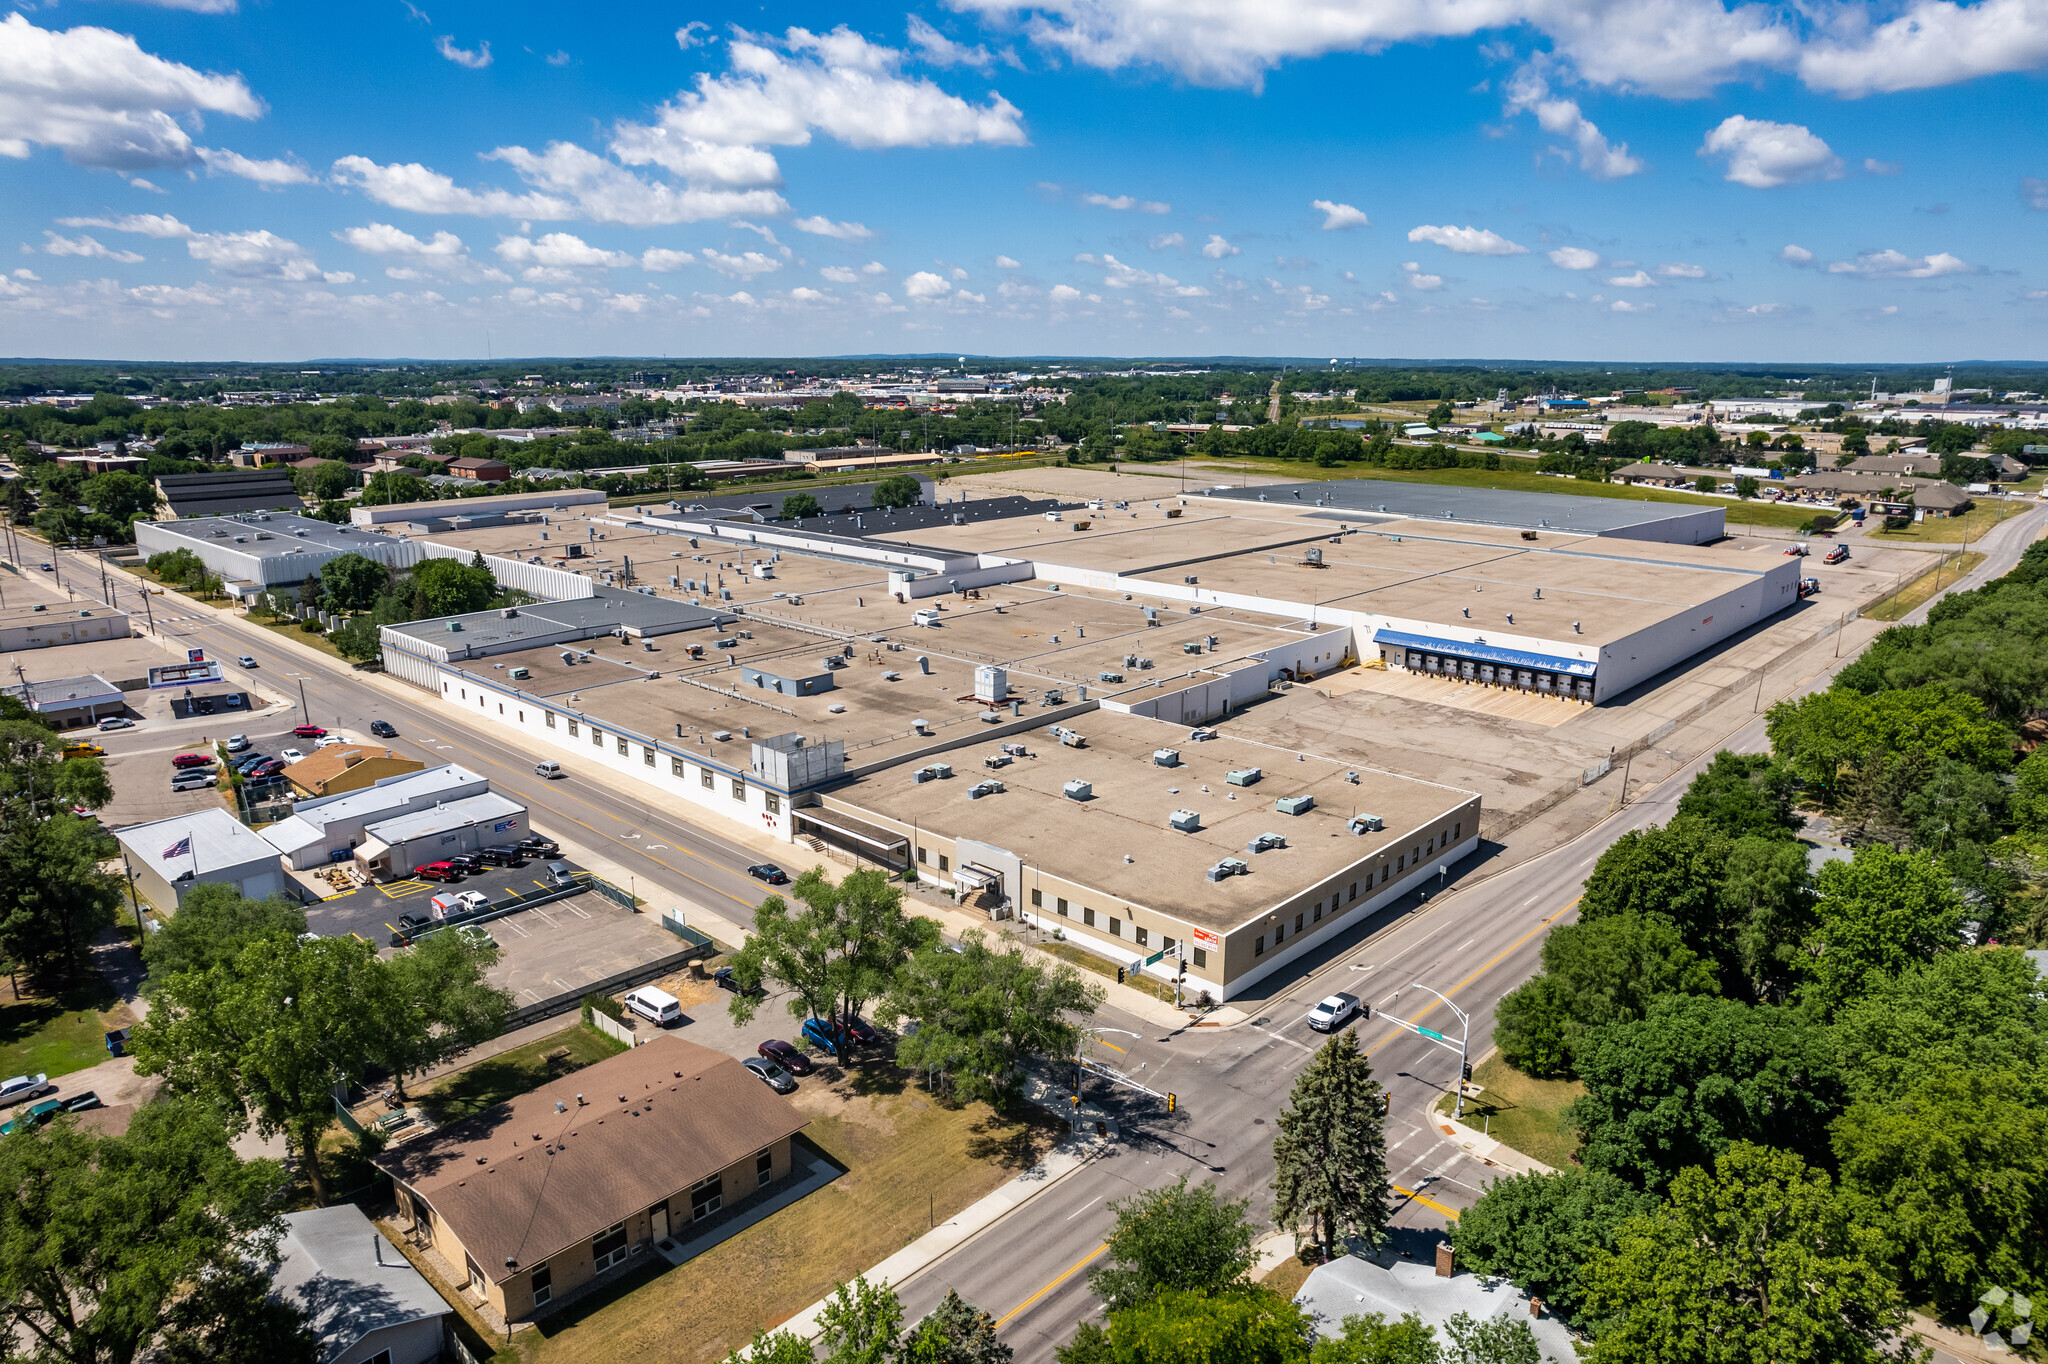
(161, 836), (191, 860)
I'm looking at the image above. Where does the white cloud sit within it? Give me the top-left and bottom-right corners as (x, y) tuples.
(1402, 260), (1443, 291)
(61, 212), (192, 238)
(196, 146), (314, 185)
(130, 0), (240, 10)
(495, 232), (634, 269)
(702, 248), (783, 277)
(2025, 177), (2048, 210)
(61, 210), (326, 281)
(1548, 246), (1600, 270)
(332, 155), (572, 218)
(1149, 232), (1184, 249)
(861, 260), (888, 274)
(1311, 199), (1370, 230)
(41, 232), (143, 263)
(488, 142), (787, 225)
(907, 14), (996, 68)
(675, 21), (713, 49)
(1826, 248), (1972, 278)
(791, 215), (872, 239)
(1504, 68), (1643, 180)
(1049, 283), (1083, 303)
(12, 269), (38, 280)
(1083, 192), (1170, 213)
(634, 248), (691, 271)
(995, 254), (1021, 268)
(950, 265), (969, 280)
(1781, 243), (1815, 263)
(0, 13), (262, 171)
(1080, 252), (1208, 294)
(1864, 157), (1901, 175)
(1407, 224), (1527, 256)
(336, 223), (466, 258)
(1607, 269), (1656, 287)
(1699, 115), (1843, 188)
(1657, 261), (1708, 277)
(1610, 299), (1652, 312)
(545, 50), (572, 67)
(1201, 234), (1239, 259)
(904, 270), (951, 299)
(789, 285), (829, 301)
(819, 265), (860, 282)
(1796, 0), (2048, 96)
(434, 35), (492, 69)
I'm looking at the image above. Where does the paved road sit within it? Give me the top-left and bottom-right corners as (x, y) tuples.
(26, 501), (2046, 1360)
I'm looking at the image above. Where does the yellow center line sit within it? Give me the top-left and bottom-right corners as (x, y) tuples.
(1365, 897), (1578, 1058)
(1391, 1183), (1463, 1222)
(994, 1242), (1108, 1328)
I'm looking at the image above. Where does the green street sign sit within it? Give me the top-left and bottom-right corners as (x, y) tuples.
(1143, 949), (1168, 966)
(1418, 1027), (1445, 1041)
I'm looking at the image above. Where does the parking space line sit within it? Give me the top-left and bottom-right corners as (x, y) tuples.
(561, 902), (591, 919)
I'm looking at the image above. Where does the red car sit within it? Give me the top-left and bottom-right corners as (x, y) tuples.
(415, 862), (462, 882)
(293, 725), (327, 739)
(757, 1039), (814, 1075)
(171, 752), (214, 769)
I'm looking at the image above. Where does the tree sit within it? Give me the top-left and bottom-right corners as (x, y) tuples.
(1673, 751), (1802, 840)
(1831, 1066), (2048, 1319)
(1492, 912), (1719, 1078)
(897, 1290), (1012, 1364)
(376, 928), (513, 1098)
(1491, 974), (1575, 1078)
(1831, 947), (2048, 1102)
(1576, 818), (1733, 964)
(2013, 748), (2048, 835)
(133, 933), (404, 1205)
(0, 1100), (316, 1364)
(818, 1274), (904, 1364)
(139, 882), (306, 981)
(1567, 995), (1844, 1191)
(81, 471), (158, 525)
(318, 552), (386, 611)
(723, 1331), (820, 1364)
(1805, 843), (1966, 1015)
(1580, 1143), (1915, 1364)
(154, 1261), (323, 1364)
(358, 470), (429, 506)
(1442, 1313), (1541, 1364)
(0, 771), (122, 982)
(872, 474), (923, 509)
(407, 555), (497, 618)
(1717, 835), (1817, 1001)
(781, 492), (823, 519)
(1449, 1168), (1656, 1327)
(1105, 1289), (1313, 1364)
(879, 932), (1103, 1108)
(1309, 1312), (1441, 1364)
(304, 459), (355, 502)
(1766, 685), (2012, 802)
(1272, 1030), (1391, 1259)
(1090, 1177), (1261, 1314)
(329, 614), (385, 665)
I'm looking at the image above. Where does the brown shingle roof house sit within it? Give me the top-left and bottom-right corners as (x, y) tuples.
(285, 745), (425, 799)
(381, 1034), (807, 1321)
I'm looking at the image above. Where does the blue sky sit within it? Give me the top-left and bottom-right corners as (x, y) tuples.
(2, 0), (2045, 362)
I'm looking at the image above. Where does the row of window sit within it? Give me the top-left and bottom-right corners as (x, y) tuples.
(1252, 821), (1464, 958)
(1029, 888), (1210, 970)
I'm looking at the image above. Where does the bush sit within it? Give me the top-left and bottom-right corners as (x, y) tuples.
(582, 992), (624, 1024)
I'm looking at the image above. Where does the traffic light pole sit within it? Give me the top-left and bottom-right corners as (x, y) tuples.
(1381, 983), (1472, 1118)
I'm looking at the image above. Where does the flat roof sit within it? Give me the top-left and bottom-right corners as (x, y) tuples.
(361, 791), (525, 843)
(20, 673), (122, 707)
(138, 512), (403, 563)
(825, 709), (1474, 932)
(382, 588), (728, 654)
(287, 763), (487, 829)
(0, 603), (126, 628)
(114, 806), (280, 876)
(1199, 478), (1722, 537)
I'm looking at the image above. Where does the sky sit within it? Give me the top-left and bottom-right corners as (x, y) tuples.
(1, 0), (2046, 363)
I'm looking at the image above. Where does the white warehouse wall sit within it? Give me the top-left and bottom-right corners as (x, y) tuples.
(1594, 556), (1803, 699)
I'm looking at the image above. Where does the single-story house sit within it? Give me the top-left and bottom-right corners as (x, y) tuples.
(1608, 462), (1707, 488)
(259, 764), (490, 870)
(1783, 471), (1973, 515)
(286, 746), (427, 800)
(16, 673), (125, 728)
(354, 792), (528, 879)
(1296, 1254), (1575, 1362)
(113, 807), (289, 910)
(380, 1035), (809, 1322)
(270, 1204), (451, 1364)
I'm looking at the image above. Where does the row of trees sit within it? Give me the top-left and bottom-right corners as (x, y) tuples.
(243, 550), (502, 664)
(0, 695), (122, 986)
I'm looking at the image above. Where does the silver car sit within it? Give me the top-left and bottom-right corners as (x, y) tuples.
(0, 1073), (53, 1108)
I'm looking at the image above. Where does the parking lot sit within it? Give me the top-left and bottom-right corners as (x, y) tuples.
(302, 854), (582, 945)
(481, 890), (687, 1008)
(93, 719), (381, 827)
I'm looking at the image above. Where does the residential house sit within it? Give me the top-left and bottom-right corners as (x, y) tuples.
(269, 1204), (452, 1364)
(285, 745), (427, 800)
(1296, 1254), (1575, 1362)
(379, 1035), (809, 1322)
(448, 457), (511, 482)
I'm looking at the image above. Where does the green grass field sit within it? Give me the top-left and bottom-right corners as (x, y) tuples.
(0, 979), (128, 1082)
(1438, 1053), (1585, 1170)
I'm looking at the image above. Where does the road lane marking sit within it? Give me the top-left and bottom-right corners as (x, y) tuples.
(994, 1243), (1109, 1328)
(1064, 1196), (1102, 1221)
(1390, 1182), (1461, 1221)
(1365, 899), (1576, 1059)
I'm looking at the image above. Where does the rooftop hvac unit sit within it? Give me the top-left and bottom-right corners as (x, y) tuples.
(1153, 748), (1181, 767)
(927, 762), (952, 779)
(1184, 575), (1198, 584)
(1098, 671), (1124, 683)
(969, 779), (1004, 799)
(1001, 742), (1028, 757)
(1169, 809), (1201, 832)
(979, 712), (1001, 724)
(1063, 779), (1093, 801)
(974, 664), (1007, 703)
(1248, 831), (1287, 854)
(1183, 642), (1202, 654)
(913, 767), (934, 784)
(1205, 857), (1247, 882)
(712, 730), (732, 741)
(1226, 767), (1262, 786)
(1189, 727), (1217, 742)
(984, 754), (1010, 769)
(1276, 794), (1315, 816)
(1348, 814), (1385, 834)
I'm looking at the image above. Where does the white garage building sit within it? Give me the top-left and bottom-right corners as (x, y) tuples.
(114, 807), (288, 911)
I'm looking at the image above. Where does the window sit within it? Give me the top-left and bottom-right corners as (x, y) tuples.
(643, 746), (655, 767)
(1313, 902), (1323, 923)
(701, 766), (715, 790)
(690, 1174), (723, 1222)
(1083, 907), (1096, 928)
(672, 756), (686, 777)
(546, 711), (556, 729)
(1109, 917), (1122, 938)
(1454, 821), (1461, 841)
(757, 1149), (774, 1187)
(1031, 888), (1043, 908)
(1056, 897), (1068, 917)
(497, 703), (503, 714)
(937, 853), (949, 872)
(1135, 926), (1149, 947)
(1348, 882), (1358, 903)
(1193, 947), (1208, 969)
(1426, 836), (1434, 854)
(765, 791), (781, 815)
(518, 710), (524, 722)
(917, 847), (928, 865)
(467, 1257), (486, 1296)
(731, 777), (745, 802)
(1254, 935), (1266, 956)
(1295, 913), (1304, 932)
(1275, 922), (1285, 944)
(459, 688), (466, 700)
(592, 728), (604, 748)
(1397, 853), (1405, 872)
(568, 720), (579, 738)
(530, 1263), (552, 1308)
(1162, 936), (1176, 953)
(592, 1221), (630, 1273)
(617, 736), (629, 756)
(367, 1352), (393, 1364)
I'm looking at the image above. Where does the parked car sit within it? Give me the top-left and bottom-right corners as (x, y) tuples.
(225, 734), (250, 752)
(757, 1039), (813, 1075)
(170, 772), (216, 792)
(479, 845), (526, 867)
(516, 835), (560, 857)
(369, 720), (397, 738)
(223, 694), (243, 709)
(837, 1014), (880, 1046)
(236, 655), (258, 668)
(714, 965), (764, 997)
(279, 748), (305, 765)
(742, 1056), (798, 1093)
(748, 863), (790, 885)
(194, 698), (214, 715)
(1307, 992), (1362, 1033)
(293, 725), (327, 739)
(415, 862), (462, 882)
(96, 716), (134, 732)
(1824, 545), (1851, 564)
(0, 1073), (53, 1108)
(60, 1092), (102, 1113)
(801, 1017), (848, 1052)
(246, 759), (286, 779)
(455, 924), (495, 949)
(445, 853), (485, 874)
(455, 890), (490, 914)
(313, 735), (347, 748)
(171, 752), (213, 769)
(0, 1098), (63, 1136)
(543, 860), (576, 886)
(395, 912), (432, 934)
(233, 752), (269, 774)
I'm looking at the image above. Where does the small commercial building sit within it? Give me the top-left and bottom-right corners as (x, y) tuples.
(1783, 471), (1974, 515)
(348, 486), (605, 528)
(153, 470), (299, 519)
(354, 792), (528, 879)
(381, 1035), (809, 1323)
(0, 605), (132, 652)
(16, 673), (124, 728)
(1295, 1256), (1573, 1362)
(285, 746), (426, 800)
(269, 1205), (450, 1364)
(260, 764), (490, 870)
(133, 512), (413, 593)
(114, 807), (288, 910)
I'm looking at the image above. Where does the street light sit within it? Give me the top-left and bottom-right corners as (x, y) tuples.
(1387, 982), (1472, 1118)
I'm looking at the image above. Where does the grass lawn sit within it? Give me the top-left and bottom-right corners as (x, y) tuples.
(1864, 551), (1986, 623)
(1179, 459), (1818, 529)
(523, 1066), (1062, 1364)
(1261, 1256), (1311, 1300)
(1034, 935), (1182, 1007)
(0, 977), (130, 1081)
(1437, 1054), (1584, 1170)
(1862, 497), (2031, 545)
(416, 1023), (627, 1124)
(246, 613), (360, 666)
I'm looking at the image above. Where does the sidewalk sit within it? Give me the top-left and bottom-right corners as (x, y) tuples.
(776, 1137), (1103, 1339)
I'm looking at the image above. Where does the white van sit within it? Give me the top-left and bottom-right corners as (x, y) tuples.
(622, 986), (681, 1028)
(535, 760), (563, 779)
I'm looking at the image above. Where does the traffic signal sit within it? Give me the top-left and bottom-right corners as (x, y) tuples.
(1461, 1061), (1473, 1083)
(1116, 966), (1127, 984)
(1167, 1092), (1177, 1113)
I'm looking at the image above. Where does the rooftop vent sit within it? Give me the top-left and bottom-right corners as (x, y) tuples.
(1063, 779), (1093, 801)
(1348, 814), (1385, 834)
(1169, 809), (1201, 832)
